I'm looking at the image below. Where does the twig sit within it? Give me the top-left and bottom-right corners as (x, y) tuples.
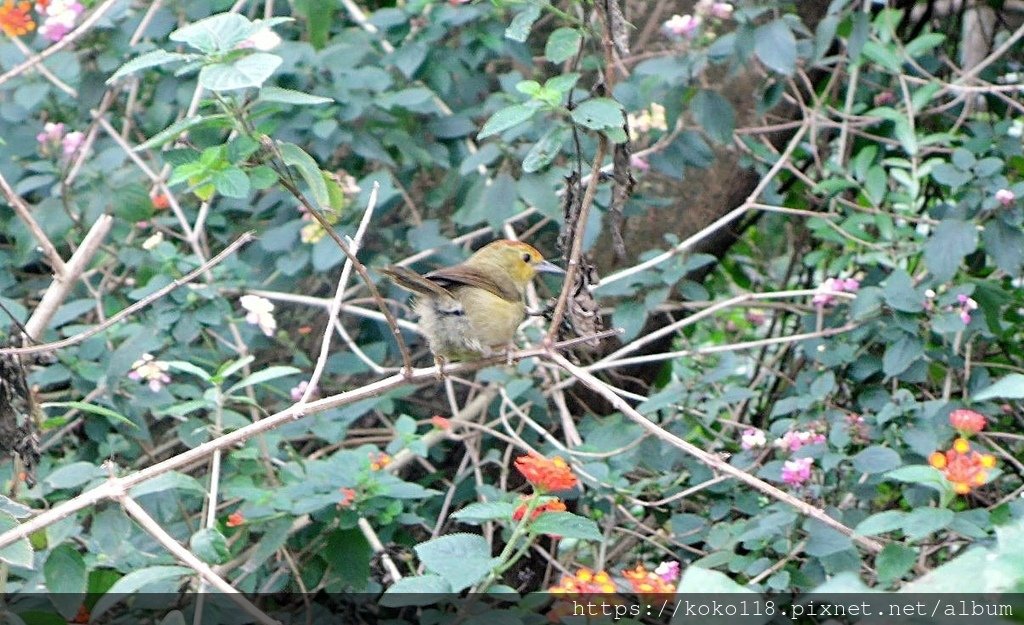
(0, 332), (615, 550)
(116, 494), (279, 625)
(25, 215), (113, 339)
(300, 182), (380, 403)
(0, 171), (67, 275)
(597, 123), (809, 290)
(546, 136), (609, 341)
(1, 232), (254, 355)
(545, 351), (883, 553)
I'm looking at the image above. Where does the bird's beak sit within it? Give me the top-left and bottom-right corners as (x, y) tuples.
(535, 260), (566, 275)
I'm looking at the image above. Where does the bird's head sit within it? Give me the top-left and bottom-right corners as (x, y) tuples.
(466, 239), (565, 288)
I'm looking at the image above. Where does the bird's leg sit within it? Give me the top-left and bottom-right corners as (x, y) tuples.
(434, 354), (448, 380)
(504, 342), (516, 367)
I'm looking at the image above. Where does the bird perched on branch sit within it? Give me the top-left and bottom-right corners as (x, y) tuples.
(380, 240), (565, 367)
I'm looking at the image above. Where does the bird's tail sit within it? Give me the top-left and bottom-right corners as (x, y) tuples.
(379, 266), (453, 299)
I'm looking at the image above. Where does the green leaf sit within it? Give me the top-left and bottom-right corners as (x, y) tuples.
(41, 401), (136, 428)
(931, 162), (971, 188)
(212, 167), (251, 198)
(677, 566), (753, 593)
(882, 335), (922, 377)
(165, 360), (213, 382)
(294, 0), (332, 49)
(214, 355), (256, 382)
(45, 545), (87, 618)
(129, 472), (206, 498)
(451, 502), (515, 523)
(226, 366), (301, 394)
(380, 575), (452, 606)
(0, 511), (33, 569)
(91, 566), (193, 620)
(545, 28), (582, 63)
(901, 507), (954, 542)
(199, 53), (283, 92)
(885, 465), (949, 495)
(259, 86), (332, 105)
(571, 98), (624, 130)
(882, 269), (923, 312)
(852, 446), (902, 474)
(522, 125), (571, 173)
(690, 89), (735, 144)
(44, 462), (104, 490)
(877, 543), (917, 583)
(505, 4), (541, 42)
(855, 510), (906, 536)
(279, 142), (331, 210)
(905, 32), (945, 59)
(924, 219), (978, 282)
(754, 20), (797, 75)
(414, 533), (500, 592)
(529, 512), (602, 541)
(135, 114), (231, 152)
(189, 528), (230, 564)
(108, 49), (192, 83)
(478, 104), (539, 139)
(861, 40), (902, 72)
(0, 495), (32, 519)
(973, 374), (1024, 401)
(982, 219), (1024, 277)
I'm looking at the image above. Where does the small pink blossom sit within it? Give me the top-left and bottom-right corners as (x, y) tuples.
(36, 121), (64, 144)
(710, 3), (734, 19)
(781, 457), (814, 486)
(630, 155), (650, 171)
(128, 353), (172, 392)
(995, 189), (1015, 207)
(61, 131), (85, 156)
(774, 430), (826, 453)
(812, 276), (859, 308)
(740, 428), (766, 450)
(654, 561), (681, 582)
(663, 14), (701, 39)
(290, 380), (317, 402)
(237, 27), (281, 51)
(35, 0), (83, 42)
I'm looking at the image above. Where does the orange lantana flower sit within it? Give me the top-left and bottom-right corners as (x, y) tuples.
(512, 497), (566, 521)
(948, 409), (986, 435)
(549, 568), (617, 594)
(226, 512), (245, 527)
(515, 454), (578, 492)
(0, 0), (34, 36)
(622, 564), (676, 598)
(339, 487), (356, 507)
(929, 438), (997, 494)
(370, 452), (391, 471)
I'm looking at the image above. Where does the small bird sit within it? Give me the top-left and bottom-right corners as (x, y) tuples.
(380, 240), (565, 366)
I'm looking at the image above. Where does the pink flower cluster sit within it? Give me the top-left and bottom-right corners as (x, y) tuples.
(36, 121), (84, 157)
(653, 560), (681, 582)
(662, 1), (732, 39)
(781, 457), (813, 486)
(774, 429), (826, 452)
(35, 0), (83, 42)
(995, 189), (1015, 207)
(956, 294), (978, 325)
(128, 353), (172, 392)
(740, 428), (766, 450)
(812, 277), (859, 308)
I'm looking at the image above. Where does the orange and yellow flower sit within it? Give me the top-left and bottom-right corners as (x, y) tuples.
(549, 568), (617, 595)
(929, 438), (997, 494)
(512, 497), (567, 521)
(0, 0), (34, 37)
(515, 454), (578, 492)
(622, 564), (676, 598)
(948, 409), (986, 436)
(370, 452), (391, 471)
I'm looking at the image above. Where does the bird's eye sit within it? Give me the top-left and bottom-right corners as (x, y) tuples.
(522, 252), (532, 263)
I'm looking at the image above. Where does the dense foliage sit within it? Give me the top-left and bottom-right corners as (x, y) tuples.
(1, 0), (1023, 621)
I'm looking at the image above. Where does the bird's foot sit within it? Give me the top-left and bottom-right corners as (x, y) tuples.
(434, 355), (448, 380)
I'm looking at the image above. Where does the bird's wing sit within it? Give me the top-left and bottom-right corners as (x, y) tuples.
(426, 264), (520, 302)
(379, 266), (454, 299)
